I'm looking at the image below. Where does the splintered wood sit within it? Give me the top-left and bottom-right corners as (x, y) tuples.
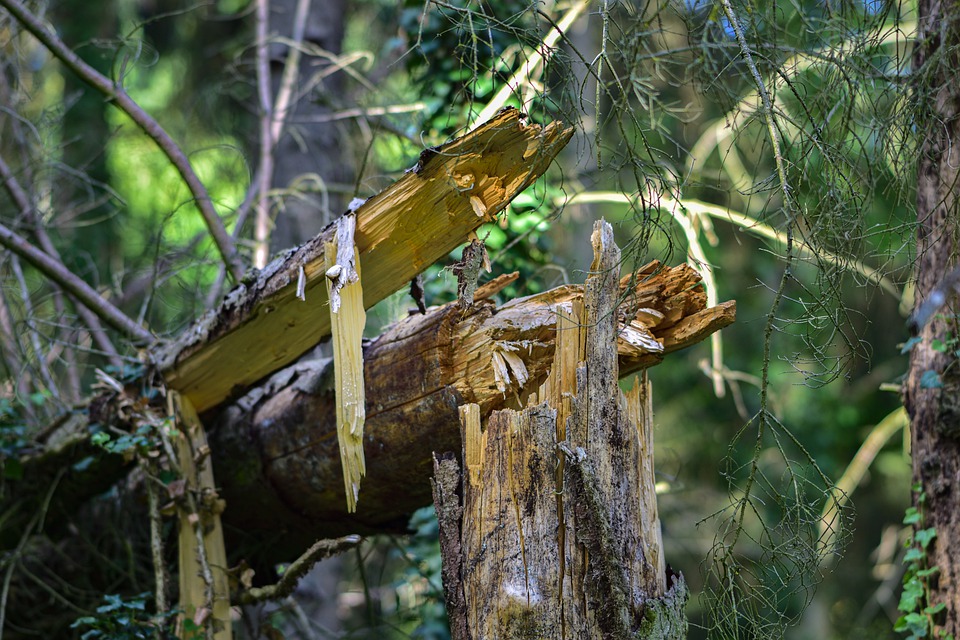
(325, 215), (367, 512)
(167, 391), (232, 640)
(154, 107), (573, 413)
(433, 220), (688, 639)
(207, 257), (735, 539)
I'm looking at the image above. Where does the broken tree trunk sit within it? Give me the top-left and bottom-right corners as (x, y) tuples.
(432, 221), (688, 640)
(209, 261), (733, 572)
(153, 107), (573, 413)
(1, 251), (729, 632)
(4, 258), (732, 577)
(6, 108), (571, 558)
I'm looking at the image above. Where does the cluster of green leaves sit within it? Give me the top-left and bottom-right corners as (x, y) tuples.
(90, 418), (170, 461)
(901, 324), (960, 390)
(71, 593), (177, 640)
(896, 484), (951, 640)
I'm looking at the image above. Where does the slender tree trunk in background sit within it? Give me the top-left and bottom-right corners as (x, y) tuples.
(268, 0), (350, 252)
(904, 0), (960, 634)
(52, 0), (119, 274)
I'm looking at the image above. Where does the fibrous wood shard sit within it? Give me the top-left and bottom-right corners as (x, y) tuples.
(325, 215), (366, 512)
(153, 108), (573, 412)
(168, 391), (232, 640)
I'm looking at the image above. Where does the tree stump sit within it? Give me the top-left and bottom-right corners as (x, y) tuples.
(432, 220), (688, 639)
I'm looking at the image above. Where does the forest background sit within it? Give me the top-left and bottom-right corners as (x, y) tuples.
(0, 0), (923, 638)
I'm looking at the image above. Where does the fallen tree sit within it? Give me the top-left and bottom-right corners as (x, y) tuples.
(211, 260), (734, 570)
(4, 107), (573, 548)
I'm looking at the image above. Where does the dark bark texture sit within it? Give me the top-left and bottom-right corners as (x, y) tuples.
(904, 0), (960, 635)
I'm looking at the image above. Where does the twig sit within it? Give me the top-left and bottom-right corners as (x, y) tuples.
(0, 151), (123, 368)
(254, 0), (312, 268)
(0, 469), (64, 640)
(819, 407), (907, 540)
(0, 220), (152, 343)
(0, 0), (245, 282)
(559, 192), (902, 299)
(9, 257), (59, 404)
(268, 0), (312, 149)
(238, 535), (362, 605)
(145, 469), (169, 619)
(718, 0), (792, 211)
(253, 0), (275, 269)
(0, 286), (31, 419)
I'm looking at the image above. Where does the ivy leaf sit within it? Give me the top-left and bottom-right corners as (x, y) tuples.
(904, 547), (924, 563)
(91, 432), (111, 447)
(915, 527), (938, 549)
(899, 575), (924, 612)
(893, 612), (929, 638)
(920, 370), (943, 389)
(904, 507), (921, 525)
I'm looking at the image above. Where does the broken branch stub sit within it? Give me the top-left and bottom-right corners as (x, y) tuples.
(153, 108), (574, 413)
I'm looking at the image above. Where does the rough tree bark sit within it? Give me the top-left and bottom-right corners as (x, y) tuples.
(903, 0), (960, 635)
(432, 221), (687, 639)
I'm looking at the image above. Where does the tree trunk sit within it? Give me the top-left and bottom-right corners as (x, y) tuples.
(904, 0), (960, 635)
(432, 221), (687, 639)
(267, 0), (350, 250)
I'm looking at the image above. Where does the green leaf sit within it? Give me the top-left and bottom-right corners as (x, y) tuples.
(71, 617), (98, 628)
(91, 432), (111, 447)
(73, 456), (96, 472)
(904, 547), (924, 563)
(917, 566), (941, 578)
(916, 527), (938, 549)
(901, 336), (923, 353)
(931, 338), (947, 352)
(921, 370), (943, 389)
(924, 602), (946, 615)
(900, 576), (924, 612)
(904, 507), (921, 525)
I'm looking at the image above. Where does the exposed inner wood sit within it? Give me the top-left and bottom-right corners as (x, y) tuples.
(168, 391), (232, 639)
(324, 216), (367, 512)
(153, 108), (574, 412)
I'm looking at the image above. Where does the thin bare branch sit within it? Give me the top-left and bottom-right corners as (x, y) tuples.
(0, 0), (245, 282)
(252, 0), (312, 268)
(0, 220), (152, 343)
(253, 0), (275, 269)
(238, 536), (362, 605)
(467, 0), (590, 130)
(9, 257), (59, 404)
